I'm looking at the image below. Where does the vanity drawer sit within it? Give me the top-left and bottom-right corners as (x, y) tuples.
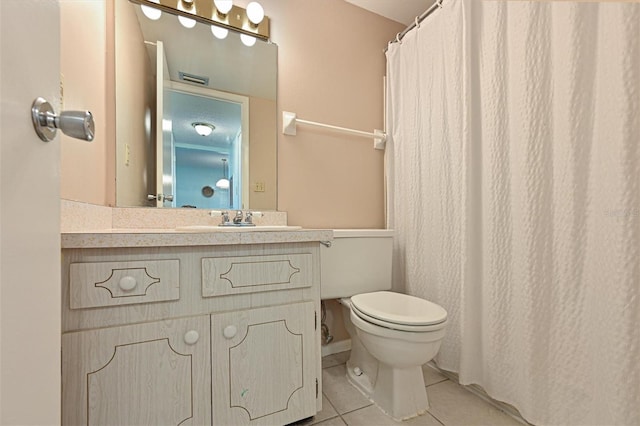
(202, 254), (312, 297)
(69, 260), (180, 309)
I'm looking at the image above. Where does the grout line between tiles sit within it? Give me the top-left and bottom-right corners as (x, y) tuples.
(335, 402), (375, 422)
(426, 377), (449, 387)
(423, 380), (450, 425)
(320, 391), (361, 425)
(427, 410), (446, 426)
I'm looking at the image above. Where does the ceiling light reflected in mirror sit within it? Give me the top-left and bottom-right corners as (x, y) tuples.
(211, 25), (228, 39)
(240, 34), (256, 47)
(192, 122), (215, 136)
(216, 158), (230, 189)
(141, 0), (162, 19)
(178, 15), (197, 28)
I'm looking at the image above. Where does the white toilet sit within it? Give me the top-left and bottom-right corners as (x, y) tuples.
(321, 229), (448, 421)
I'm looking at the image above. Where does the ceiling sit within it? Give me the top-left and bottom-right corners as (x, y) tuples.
(344, 0), (436, 26)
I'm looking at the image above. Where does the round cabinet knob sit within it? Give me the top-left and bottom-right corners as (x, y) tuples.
(118, 276), (137, 292)
(223, 325), (237, 339)
(184, 330), (199, 345)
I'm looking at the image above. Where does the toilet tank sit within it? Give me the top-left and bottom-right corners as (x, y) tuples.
(320, 229), (394, 300)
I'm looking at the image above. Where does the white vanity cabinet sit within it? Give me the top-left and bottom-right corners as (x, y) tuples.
(211, 302), (317, 425)
(62, 315), (211, 425)
(61, 235), (328, 426)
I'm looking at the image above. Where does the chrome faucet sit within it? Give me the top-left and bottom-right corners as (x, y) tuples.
(233, 210), (244, 224)
(211, 210), (256, 226)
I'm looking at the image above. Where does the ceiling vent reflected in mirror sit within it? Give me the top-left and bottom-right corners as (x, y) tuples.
(179, 71), (209, 85)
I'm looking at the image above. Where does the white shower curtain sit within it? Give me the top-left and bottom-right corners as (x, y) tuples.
(386, 1), (639, 425)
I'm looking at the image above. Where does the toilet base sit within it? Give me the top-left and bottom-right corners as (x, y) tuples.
(346, 362), (429, 421)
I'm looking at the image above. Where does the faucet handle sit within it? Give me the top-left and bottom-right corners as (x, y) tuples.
(245, 211), (253, 224)
(209, 210), (230, 224)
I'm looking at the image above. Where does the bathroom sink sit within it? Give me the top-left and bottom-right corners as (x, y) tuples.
(175, 225), (302, 232)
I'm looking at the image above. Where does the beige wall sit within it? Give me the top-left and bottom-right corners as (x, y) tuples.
(249, 96), (278, 210)
(115, 0), (155, 207)
(60, 0), (404, 227)
(60, 0), (113, 206)
(260, 0), (404, 228)
(247, 0), (403, 347)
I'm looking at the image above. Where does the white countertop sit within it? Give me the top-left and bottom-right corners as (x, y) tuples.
(61, 228), (334, 249)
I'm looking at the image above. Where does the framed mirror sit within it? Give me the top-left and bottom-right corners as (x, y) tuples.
(115, 0), (277, 210)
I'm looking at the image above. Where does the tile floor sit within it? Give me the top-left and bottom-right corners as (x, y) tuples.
(293, 351), (523, 426)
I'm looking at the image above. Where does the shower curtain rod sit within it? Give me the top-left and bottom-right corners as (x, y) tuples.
(386, 0), (445, 49)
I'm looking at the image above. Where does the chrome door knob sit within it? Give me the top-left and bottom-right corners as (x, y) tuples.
(31, 97), (95, 142)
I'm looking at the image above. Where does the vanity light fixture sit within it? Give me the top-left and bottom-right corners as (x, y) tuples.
(213, 0), (233, 16)
(132, 0), (270, 40)
(246, 2), (264, 26)
(216, 158), (230, 189)
(192, 122), (215, 136)
(178, 0), (197, 28)
(141, 0), (162, 20)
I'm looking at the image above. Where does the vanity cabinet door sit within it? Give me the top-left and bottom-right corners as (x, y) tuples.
(62, 316), (211, 426)
(211, 302), (317, 425)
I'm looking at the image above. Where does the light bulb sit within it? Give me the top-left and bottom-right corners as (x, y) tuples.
(141, 2), (162, 20)
(240, 34), (256, 47)
(246, 2), (264, 25)
(215, 178), (230, 189)
(214, 0), (233, 15)
(211, 25), (229, 39)
(178, 15), (197, 28)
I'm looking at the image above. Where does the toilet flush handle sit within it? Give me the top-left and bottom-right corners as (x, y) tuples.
(31, 97), (95, 142)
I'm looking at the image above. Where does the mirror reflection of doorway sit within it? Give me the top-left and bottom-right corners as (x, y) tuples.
(163, 84), (248, 209)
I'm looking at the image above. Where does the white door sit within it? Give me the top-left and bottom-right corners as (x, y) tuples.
(155, 40), (174, 207)
(0, 1), (61, 424)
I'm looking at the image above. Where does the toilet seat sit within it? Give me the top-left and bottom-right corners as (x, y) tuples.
(350, 291), (447, 332)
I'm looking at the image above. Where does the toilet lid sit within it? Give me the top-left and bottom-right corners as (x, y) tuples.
(350, 291), (447, 327)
